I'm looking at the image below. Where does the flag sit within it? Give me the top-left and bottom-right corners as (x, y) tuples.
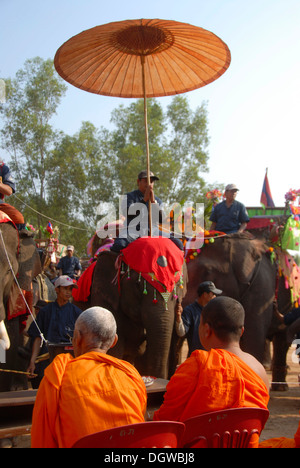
(260, 170), (275, 207)
(46, 221), (54, 235)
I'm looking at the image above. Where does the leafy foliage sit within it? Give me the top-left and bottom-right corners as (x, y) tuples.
(0, 57), (215, 254)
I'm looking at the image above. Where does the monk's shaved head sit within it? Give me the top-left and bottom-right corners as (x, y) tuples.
(75, 307), (117, 351)
(201, 296), (245, 342)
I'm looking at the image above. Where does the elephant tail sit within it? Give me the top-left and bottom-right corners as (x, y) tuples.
(112, 253), (123, 286)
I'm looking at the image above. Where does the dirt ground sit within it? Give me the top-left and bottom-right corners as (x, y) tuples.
(176, 342), (300, 443)
(260, 345), (300, 442)
(5, 344), (300, 448)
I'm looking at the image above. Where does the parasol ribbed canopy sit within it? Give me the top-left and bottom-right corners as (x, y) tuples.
(54, 18), (231, 98)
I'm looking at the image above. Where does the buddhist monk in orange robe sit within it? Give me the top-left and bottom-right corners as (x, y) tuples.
(259, 414), (300, 448)
(154, 297), (269, 447)
(31, 307), (147, 448)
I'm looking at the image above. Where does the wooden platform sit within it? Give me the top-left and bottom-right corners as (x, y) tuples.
(0, 390), (37, 439)
(0, 379), (168, 440)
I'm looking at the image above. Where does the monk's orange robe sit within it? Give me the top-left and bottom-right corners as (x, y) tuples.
(154, 349), (269, 447)
(31, 351), (147, 448)
(259, 412), (300, 448)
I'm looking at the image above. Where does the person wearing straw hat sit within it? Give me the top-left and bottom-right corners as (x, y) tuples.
(209, 184), (250, 234)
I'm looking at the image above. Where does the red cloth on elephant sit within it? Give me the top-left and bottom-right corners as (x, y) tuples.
(0, 210), (13, 224)
(0, 211), (19, 254)
(72, 261), (96, 302)
(121, 237), (184, 293)
(7, 283), (33, 321)
(0, 204), (24, 224)
(1, 214), (25, 320)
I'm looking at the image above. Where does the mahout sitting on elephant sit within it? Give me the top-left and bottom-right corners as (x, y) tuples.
(0, 158), (26, 231)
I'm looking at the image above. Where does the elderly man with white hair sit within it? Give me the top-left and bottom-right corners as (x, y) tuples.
(31, 307), (147, 448)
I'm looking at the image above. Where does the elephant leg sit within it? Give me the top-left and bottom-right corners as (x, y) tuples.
(240, 322), (266, 363)
(142, 304), (175, 380)
(272, 330), (290, 391)
(0, 319), (10, 350)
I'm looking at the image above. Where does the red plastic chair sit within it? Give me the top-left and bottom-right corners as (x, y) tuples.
(180, 408), (269, 448)
(72, 421), (185, 448)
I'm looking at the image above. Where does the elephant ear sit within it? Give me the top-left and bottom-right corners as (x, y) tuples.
(90, 250), (120, 313)
(230, 234), (266, 284)
(18, 233), (42, 290)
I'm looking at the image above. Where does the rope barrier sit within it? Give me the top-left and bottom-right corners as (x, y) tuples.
(0, 229), (46, 347)
(13, 194), (90, 232)
(270, 382), (300, 386)
(0, 368), (37, 377)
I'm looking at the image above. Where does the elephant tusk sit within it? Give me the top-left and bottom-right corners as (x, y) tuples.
(0, 320), (10, 350)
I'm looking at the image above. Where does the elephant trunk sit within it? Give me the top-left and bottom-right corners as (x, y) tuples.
(0, 320), (10, 350)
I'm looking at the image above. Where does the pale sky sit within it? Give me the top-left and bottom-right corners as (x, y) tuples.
(1, 0), (300, 207)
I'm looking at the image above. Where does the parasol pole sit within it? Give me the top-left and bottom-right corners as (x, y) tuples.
(141, 55), (152, 236)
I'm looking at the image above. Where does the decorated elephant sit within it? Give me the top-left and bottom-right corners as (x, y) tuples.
(184, 232), (291, 387)
(89, 237), (187, 379)
(0, 222), (42, 391)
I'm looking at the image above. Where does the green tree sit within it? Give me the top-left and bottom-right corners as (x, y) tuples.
(0, 57), (67, 230)
(109, 95), (210, 206)
(164, 96), (210, 204)
(77, 122), (116, 223)
(0, 57), (214, 252)
(109, 98), (168, 196)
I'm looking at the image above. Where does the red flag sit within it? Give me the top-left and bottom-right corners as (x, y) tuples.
(260, 170), (275, 207)
(46, 221), (54, 235)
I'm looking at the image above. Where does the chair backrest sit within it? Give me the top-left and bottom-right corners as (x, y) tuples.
(181, 407), (269, 448)
(72, 421), (185, 448)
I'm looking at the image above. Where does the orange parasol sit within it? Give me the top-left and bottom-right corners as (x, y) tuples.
(54, 18), (231, 232)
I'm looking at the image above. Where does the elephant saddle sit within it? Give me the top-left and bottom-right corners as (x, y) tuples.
(120, 237), (184, 293)
(7, 283), (33, 325)
(0, 210), (14, 225)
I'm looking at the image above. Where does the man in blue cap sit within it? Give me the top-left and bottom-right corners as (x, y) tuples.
(175, 281), (222, 356)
